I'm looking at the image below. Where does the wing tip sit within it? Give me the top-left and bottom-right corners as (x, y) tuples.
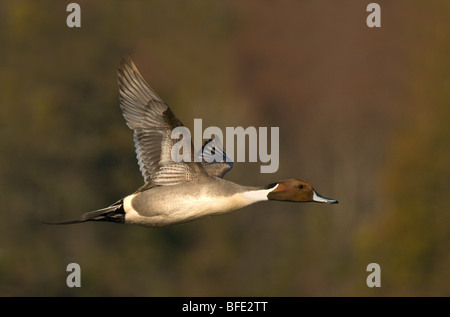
(118, 55), (147, 81)
(117, 54), (163, 104)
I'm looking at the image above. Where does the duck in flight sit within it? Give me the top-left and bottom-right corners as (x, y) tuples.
(53, 57), (337, 227)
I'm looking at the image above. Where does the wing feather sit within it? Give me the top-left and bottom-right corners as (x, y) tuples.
(117, 57), (207, 185)
(198, 138), (233, 178)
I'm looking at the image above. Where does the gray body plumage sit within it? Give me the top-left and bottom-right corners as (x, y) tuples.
(125, 176), (262, 227)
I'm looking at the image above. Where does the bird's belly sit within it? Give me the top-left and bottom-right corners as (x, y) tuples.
(124, 191), (249, 227)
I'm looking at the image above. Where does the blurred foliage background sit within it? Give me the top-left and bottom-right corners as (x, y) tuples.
(0, 0), (448, 296)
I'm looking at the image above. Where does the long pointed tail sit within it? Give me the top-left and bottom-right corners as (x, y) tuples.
(43, 200), (125, 225)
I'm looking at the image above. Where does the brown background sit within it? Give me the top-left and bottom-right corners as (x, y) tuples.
(0, 0), (448, 296)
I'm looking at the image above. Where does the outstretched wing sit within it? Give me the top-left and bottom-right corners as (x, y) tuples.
(117, 57), (207, 186)
(198, 137), (233, 178)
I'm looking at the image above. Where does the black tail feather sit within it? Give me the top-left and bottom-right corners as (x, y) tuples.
(42, 200), (125, 225)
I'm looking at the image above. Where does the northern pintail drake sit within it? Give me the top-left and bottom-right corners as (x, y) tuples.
(53, 57), (337, 228)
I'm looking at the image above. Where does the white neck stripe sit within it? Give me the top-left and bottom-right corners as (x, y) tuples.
(240, 183), (279, 203)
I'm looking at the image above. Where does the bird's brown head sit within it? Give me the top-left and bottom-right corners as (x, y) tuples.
(267, 179), (338, 204)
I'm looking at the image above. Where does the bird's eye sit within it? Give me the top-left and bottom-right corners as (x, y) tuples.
(298, 185), (303, 189)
